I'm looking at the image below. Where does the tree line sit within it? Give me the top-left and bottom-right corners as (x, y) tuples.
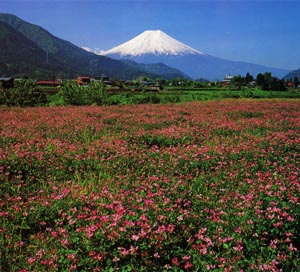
(232, 72), (299, 91)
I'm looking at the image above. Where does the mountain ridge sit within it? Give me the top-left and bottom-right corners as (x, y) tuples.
(284, 68), (300, 80)
(0, 20), (76, 78)
(0, 14), (292, 81)
(102, 30), (290, 80)
(0, 14), (188, 80)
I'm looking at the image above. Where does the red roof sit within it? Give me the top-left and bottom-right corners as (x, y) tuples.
(36, 80), (60, 86)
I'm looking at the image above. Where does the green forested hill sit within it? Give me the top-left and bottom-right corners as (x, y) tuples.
(0, 20), (75, 78)
(0, 13), (188, 80)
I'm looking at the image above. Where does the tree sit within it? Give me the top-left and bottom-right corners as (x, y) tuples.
(232, 75), (243, 86)
(245, 72), (254, 84)
(256, 73), (270, 90)
(264, 72), (272, 84)
(293, 76), (299, 88)
(270, 78), (286, 91)
(256, 73), (264, 86)
(278, 79), (287, 91)
(256, 72), (286, 91)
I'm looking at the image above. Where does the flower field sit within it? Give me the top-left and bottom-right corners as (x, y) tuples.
(0, 99), (299, 271)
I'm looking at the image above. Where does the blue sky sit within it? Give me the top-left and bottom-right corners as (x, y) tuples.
(0, 0), (299, 70)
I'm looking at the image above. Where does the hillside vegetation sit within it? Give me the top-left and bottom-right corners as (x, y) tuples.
(0, 13), (188, 80)
(1, 76), (300, 107)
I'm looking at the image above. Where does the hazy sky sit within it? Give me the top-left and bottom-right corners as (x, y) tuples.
(1, 0), (299, 70)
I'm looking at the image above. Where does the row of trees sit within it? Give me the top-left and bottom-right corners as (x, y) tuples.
(256, 72), (286, 91)
(155, 72), (299, 91)
(232, 72), (300, 91)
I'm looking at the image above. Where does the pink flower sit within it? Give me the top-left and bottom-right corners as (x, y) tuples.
(199, 244), (208, 255)
(206, 264), (216, 270)
(27, 257), (36, 265)
(177, 215), (183, 221)
(67, 253), (76, 260)
(269, 239), (278, 249)
(233, 244), (243, 253)
(288, 243), (298, 252)
(85, 225), (97, 238)
(154, 252), (160, 258)
(118, 247), (130, 256)
(131, 234), (140, 241)
(60, 239), (69, 246)
(171, 257), (180, 266)
(50, 231), (58, 238)
(70, 264), (77, 271)
(182, 255), (191, 261)
(184, 261), (193, 269)
(16, 241), (25, 247)
(273, 221), (282, 228)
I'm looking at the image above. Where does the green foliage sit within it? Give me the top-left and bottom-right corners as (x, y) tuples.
(1, 79), (300, 107)
(138, 134), (192, 147)
(0, 18), (73, 79)
(132, 94), (161, 104)
(230, 72), (254, 87)
(57, 81), (108, 105)
(256, 72), (287, 91)
(0, 80), (47, 106)
(293, 76), (299, 88)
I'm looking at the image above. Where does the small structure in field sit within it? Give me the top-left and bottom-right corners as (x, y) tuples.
(221, 74), (233, 86)
(0, 77), (14, 88)
(77, 76), (91, 86)
(36, 80), (60, 87)
(249, 81), (256, 87)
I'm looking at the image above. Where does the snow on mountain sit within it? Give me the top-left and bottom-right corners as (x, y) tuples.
(101, 30), (204, 56)
(81, 46), (93, 52)
(101, 29), (289, 80)
(81, 46), (105, 55)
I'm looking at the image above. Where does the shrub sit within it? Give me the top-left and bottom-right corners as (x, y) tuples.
(58, 81), (107, 105)
(0, 80), (47, 106)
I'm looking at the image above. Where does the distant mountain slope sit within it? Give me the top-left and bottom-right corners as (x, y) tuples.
(0, 13), (188, 80)
(121, 60), (191, 79)
(284, 68), (300, 79)
(0, 21), (74, 78)
(102, 30), (290, 80)
(135, 53), (289, 81)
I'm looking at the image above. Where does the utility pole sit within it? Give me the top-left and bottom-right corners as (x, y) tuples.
(46, 47), (49, 64)
(89, 59), (94, 77)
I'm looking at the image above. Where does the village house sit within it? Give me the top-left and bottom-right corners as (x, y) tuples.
(221, 74), (233, 86)
(0, 77), (14, 88)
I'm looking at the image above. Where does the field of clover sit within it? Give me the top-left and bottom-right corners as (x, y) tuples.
(0, 99), (299, 271)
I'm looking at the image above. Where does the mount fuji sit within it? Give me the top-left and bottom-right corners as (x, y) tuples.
(101, 30), (289, 80)
(103, 30), (204, 57)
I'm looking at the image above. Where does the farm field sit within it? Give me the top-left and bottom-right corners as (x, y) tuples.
(0, 99), (299, 271)
(105, 88), (300, 106)
(2, 79), (300, 107)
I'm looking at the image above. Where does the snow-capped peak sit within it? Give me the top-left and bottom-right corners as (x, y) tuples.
(81, 46), (105, 55)
(101, 30), (204, 56)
